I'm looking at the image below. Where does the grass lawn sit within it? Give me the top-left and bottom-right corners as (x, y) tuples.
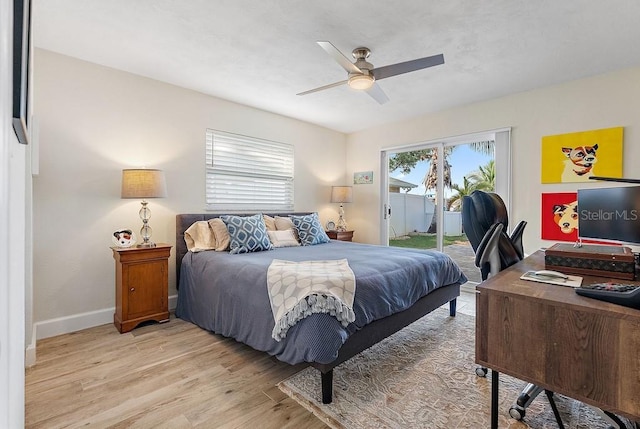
(389, 234), (468, 249)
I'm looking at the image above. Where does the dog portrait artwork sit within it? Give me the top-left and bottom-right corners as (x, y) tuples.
(541, 193), (579, 242)
(552, 200), (578, 234)
(540, 127), (624, 184)
(560, 144), (597, 182)
(112, 229), (136, 248)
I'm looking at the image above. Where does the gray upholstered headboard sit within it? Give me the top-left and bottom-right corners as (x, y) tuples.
(175, 212), (312, 287)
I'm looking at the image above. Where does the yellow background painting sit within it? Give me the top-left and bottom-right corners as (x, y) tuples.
(541, 126), (623, 183)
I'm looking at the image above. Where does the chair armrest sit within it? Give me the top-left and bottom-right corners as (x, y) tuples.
(509, 220), (527, 260)
(475, 223), (504, 280)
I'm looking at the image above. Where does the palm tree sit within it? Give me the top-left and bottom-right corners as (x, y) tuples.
(468, 140), (494, 156)
(447, 176), (481, 211)
(421, 141), (493, 193)
(466, 159), (495, 191)
(388, 140), (495, 195)
(423, 148), (453, 191)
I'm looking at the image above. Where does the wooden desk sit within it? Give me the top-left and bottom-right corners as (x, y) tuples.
(476, 250), (640, 428)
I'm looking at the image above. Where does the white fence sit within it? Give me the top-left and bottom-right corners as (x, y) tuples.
(389, 193), (434, 237)
(444, 211), (463, 236)
(389, 193), (462, 237)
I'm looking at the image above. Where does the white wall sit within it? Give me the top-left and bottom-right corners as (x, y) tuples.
(1, 0), (26, 424)
(32, 49), (347, 335)
(346, 66), (640, 254)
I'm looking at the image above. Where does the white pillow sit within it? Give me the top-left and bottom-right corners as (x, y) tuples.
(267, 229), (301, 248)
(184, 221), (216, 252)
(208, 218), (231, 251)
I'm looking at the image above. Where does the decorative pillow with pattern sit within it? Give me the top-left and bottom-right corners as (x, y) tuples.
(220, 214), (273, 254)
(289, 213), (330, 246)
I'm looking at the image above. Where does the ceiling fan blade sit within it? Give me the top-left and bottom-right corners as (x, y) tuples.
(372, 53), (444, 81)
(317, 41), (362, 74)
(297, 80), (348, 96)
(365, 83), (390, 105)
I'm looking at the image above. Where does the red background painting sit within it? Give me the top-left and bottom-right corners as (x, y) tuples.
(541, 192), (578, 242)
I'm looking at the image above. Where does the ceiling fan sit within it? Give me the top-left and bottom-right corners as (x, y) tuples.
(297, 41), (445, 104)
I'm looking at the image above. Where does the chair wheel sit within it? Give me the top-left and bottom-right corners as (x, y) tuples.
(475, 367), (488, 377)
(509, 405), (525, 420)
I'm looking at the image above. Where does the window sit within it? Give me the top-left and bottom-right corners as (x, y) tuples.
(205, 129), (294, 211)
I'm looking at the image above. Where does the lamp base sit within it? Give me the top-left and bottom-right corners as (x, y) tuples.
(337, 204), (348, 231)
(137, 241), (156, 248)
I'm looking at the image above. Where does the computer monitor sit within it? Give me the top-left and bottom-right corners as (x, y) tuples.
(577, 185), (640, 246)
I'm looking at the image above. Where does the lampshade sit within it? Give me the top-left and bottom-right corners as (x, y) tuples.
(348, 74), (375, 90)
(331, 186), (353, 203)
(121, 169), (167, 199)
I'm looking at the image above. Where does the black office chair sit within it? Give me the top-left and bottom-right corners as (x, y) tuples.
(461, 190), (526, 282)
(461, 191), (545, 421)
(462, 191), (633, 428)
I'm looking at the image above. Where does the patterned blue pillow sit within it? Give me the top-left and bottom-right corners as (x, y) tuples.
(220, 214), (273, 254)
(289, 213), (330, 246)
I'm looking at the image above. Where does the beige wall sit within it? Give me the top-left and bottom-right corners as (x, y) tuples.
(33, 49), (347, 330)
(33, 48), (640, 334)
(345, 66), (640, 253)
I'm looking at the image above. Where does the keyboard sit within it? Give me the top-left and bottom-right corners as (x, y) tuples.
(575, 282), (640, 309)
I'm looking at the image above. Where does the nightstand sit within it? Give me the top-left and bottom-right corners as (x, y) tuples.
(111, 244), (171, 333)
(326, 230), (354, 242)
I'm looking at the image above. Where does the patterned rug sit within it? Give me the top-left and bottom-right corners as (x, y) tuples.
(279, 309), (626, 429)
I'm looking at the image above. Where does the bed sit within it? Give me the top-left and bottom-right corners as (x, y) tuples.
(175, 213), (467, 403)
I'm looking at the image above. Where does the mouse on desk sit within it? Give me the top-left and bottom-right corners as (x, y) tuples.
(533, 270), (569, 279)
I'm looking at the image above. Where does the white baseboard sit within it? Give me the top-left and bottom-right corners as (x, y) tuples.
(25, 325), (37, 367)
(34, 294), (178, 340)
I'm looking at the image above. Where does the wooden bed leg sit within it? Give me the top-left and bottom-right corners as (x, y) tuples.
(449, 298), (457, 317)
(321, 370), (333, 404)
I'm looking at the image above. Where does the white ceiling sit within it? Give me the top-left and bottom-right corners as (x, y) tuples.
(33, 0), (640, 134)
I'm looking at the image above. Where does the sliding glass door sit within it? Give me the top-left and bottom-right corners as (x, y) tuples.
(383, 129), (511, 287)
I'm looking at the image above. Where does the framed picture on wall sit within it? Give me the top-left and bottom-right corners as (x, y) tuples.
(541, 192), (578, 242)
(12, 0), (31, 145)
(540, 127), (623, 184)
(354, 171), (373, 184)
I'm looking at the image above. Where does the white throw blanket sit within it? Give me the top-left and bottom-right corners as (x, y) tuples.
(267, 259), (356, 341)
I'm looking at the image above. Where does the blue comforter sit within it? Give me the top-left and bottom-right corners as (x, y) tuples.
(176, 240), (467, 365)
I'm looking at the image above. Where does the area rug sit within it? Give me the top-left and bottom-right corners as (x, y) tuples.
(279, 309), (622, 429)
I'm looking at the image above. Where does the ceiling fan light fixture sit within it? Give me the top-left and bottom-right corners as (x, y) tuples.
(348, 74), (375, 90)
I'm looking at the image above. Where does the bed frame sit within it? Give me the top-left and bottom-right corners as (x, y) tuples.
(175, 213), (460, 404)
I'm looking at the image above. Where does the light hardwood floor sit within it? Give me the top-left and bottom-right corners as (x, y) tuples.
(25, 292), (476, 428)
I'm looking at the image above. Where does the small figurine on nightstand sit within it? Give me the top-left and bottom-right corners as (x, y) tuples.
(112, 229), (136, 248)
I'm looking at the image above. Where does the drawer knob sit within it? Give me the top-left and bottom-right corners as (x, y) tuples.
(130, 287), (135, 292)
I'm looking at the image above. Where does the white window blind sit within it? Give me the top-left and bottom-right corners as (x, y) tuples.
(205, 129), (294, 211)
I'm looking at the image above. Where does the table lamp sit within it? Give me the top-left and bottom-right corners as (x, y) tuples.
(121, 168), (167, 248)
(331, 186), (353, 231)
